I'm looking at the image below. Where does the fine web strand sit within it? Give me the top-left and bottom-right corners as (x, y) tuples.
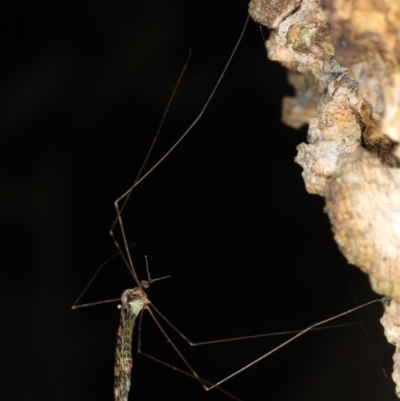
(346, 270), (392, 383)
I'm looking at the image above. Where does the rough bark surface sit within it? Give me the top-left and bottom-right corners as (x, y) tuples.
(326, 148), (400, 299)
(249, 0), (400, 394)
(381, 300), (400, 397)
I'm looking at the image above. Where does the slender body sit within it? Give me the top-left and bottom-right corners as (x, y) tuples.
(114, 288), (148, 401)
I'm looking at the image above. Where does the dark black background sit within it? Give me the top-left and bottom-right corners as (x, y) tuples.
(1, 1), (396, 401)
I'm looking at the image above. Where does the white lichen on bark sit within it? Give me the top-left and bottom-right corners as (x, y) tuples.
(249, 0), (400, 394)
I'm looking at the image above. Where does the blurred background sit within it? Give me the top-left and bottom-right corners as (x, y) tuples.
(1, 1), (396, 401)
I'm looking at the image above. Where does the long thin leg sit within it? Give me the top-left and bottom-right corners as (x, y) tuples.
(146, 298), (384, 390)
(207, 298), (385, 390)
(148, 298), (379, 346)
(108, 15), (249, 285)
(71, 242), (137, 308)
(109, 50), (193, 286)
(136, 310), (244, 401)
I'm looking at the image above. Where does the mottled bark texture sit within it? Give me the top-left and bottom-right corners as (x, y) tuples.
(249, 0), (400, 395)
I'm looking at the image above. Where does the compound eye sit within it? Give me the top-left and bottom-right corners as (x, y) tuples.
(141, 280), (150, 289)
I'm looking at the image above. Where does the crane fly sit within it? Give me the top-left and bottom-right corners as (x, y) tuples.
(72, 11), (394, 401)
(73, 15), (250, 401)
(108, 14), (253, 401)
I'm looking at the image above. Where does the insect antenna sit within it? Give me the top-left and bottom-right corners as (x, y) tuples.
(140, 255), (171, 289)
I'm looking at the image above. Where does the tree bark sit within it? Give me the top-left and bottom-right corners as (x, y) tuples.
(249, 0), (400, 395)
